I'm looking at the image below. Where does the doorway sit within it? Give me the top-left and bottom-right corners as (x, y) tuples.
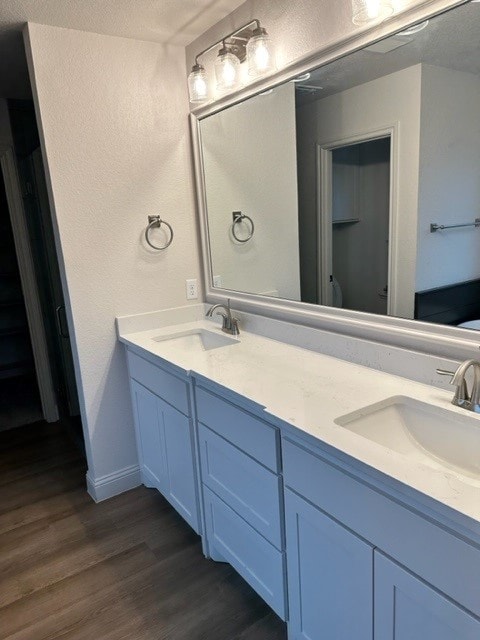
(0, 169), (42, 430)
(317, 133), (394, 316)
(0, 101), (81, 444)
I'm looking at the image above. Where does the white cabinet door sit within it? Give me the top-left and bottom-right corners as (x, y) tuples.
(375, 552), (480, 640)
(130, 380), (199, 533)
(131, 380), (168, 493)
(161, 395), (199, 532)
(285, 488), (373, 640)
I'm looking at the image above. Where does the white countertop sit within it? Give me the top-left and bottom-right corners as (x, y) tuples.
(118, 315), (480, 529)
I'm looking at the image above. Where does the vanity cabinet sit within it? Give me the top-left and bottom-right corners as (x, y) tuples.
(122, 340), (480, 640)
(283, 435), (480, 640)
(127, 350), (200, 534)
(195, 384), (287, 620)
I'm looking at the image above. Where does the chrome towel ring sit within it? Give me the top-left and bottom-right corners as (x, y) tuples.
(145, 215), (174, 250)
(231, 211), (254, 243)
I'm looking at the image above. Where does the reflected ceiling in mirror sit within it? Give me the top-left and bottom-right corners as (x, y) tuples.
(198, 1), (480, 331)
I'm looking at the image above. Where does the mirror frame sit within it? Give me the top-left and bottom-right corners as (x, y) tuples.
(190, 0), (480, 362)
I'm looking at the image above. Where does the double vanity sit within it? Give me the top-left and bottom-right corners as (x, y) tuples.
(118, 305), (480, 640)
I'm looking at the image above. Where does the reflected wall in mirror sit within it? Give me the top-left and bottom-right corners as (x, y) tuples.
(198, 1), (480, 329)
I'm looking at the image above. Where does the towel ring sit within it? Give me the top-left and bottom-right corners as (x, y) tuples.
(231, 211), (254, 243)
(145, 215), (174, 250)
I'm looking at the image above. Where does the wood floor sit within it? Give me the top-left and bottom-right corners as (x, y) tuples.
(0, 421), (287, 640)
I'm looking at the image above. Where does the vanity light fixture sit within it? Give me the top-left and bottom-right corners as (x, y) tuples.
(187, 64), (209, 104)
(246, 25), (275, 77)
(187, 19), (276, 104)
(215, 43), (241, 92)
(352, 0), (395, 25)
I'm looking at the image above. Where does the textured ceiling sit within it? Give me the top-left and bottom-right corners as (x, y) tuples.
(299, 2), (480, 104)
(0, 0), (247, 98)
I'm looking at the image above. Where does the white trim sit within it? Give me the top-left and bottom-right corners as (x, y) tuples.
(86, 464), (141, 502)
(0, 145), (58, 422)
(190, 0), (480, 363)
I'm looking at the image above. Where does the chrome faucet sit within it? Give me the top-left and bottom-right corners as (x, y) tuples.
(437, 359), (480, 413)
(206, 298), (240, 336)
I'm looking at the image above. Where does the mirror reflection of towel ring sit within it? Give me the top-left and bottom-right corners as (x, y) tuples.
(145, 215), (174, 250)
(231, 211), (254, 243)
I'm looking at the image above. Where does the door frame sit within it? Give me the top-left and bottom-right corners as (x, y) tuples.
(0, 144), (58, 422)
(316, 124), (399, 316)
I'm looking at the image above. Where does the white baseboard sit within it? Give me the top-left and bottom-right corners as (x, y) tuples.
(86, 464), (141, 502)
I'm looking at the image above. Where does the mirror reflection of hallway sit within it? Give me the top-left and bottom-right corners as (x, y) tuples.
(328, 138), (391, 315)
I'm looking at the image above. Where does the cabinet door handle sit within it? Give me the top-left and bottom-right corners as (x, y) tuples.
(56, 305), (69, 338)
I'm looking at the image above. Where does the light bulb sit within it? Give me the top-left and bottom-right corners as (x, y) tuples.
(352, 0), (394, 25)
(215, 47), (241, 92)
(366, 0), (381, 19)
(247, 27), (276, 77)
(187, 64), (208, 104)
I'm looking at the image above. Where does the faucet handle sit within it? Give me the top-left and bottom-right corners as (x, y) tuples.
(436, 368), (468, 406)
(230, 317), (240, 336)
(216, 311), (229, 331)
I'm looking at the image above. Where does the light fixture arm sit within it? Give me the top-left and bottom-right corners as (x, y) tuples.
(194, 19), (261, 65)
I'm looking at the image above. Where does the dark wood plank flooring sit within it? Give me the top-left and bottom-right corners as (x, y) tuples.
(0, 421), (287, 639)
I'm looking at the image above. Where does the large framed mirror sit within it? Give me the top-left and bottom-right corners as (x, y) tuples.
(191, 0), (480, 359)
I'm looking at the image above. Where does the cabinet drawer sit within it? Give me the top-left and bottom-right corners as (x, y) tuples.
(127, 350), (189, 415)
(203, 487), (286, 620)
(283, 437), (480, 618)
(195, 387), (279, 472)
(199, 424), (283, 549)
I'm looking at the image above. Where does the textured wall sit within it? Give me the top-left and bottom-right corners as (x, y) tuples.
(24, 23), (201, 487)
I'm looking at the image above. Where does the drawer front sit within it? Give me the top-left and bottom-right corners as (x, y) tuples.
(203, 487), (286, 620)
(195, 387), (279, 472)
(199, 424), (283, 549)
(127, 350), (189, 415)
(283, 437), (480, 618)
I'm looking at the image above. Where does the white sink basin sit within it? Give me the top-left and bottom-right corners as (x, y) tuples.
(152, 328), (239, 351)
(335, 396), (480, 480)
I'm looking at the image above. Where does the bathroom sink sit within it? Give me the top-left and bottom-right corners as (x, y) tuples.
(152, 328), (239, 351)
(335, 396), (480, 479)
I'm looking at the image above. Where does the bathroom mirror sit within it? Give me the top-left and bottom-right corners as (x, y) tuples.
(195, 0), (480, 332)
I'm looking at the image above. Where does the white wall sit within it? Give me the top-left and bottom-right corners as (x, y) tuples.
(416, 64), (480, 291)
(201, 81), (300, 300)
(24, 24), (201, 496)
(296, 65), (423, 319)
